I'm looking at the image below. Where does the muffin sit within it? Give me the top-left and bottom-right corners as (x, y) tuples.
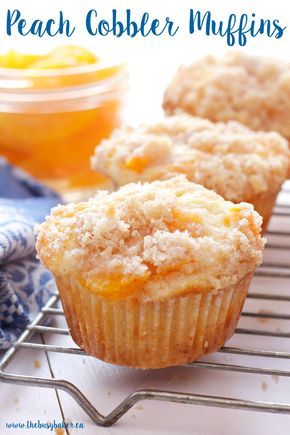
(36, 176), (264, 369)
(92, 114), (288, 233)
(163, 51), (290, 176)
(163, 51), (290, 140)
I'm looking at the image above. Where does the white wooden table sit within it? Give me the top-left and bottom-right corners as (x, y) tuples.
(1, 58), (290, 435)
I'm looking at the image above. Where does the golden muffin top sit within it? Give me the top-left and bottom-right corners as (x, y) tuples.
(36, 176), (264, 301)
(163, 51), (290, 140)
(92, 114), (288, 202)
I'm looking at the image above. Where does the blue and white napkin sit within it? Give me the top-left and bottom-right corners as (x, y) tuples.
(0, 159), (61, 349)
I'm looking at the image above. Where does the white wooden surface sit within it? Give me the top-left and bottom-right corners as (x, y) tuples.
(0, 336), (65, 434)
(1, 53), (290, 435)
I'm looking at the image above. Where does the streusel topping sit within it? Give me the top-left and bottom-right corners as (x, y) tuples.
(36, 177), (264, 300)
(92, 114), (288, 202)
(163, 51), (290, 140)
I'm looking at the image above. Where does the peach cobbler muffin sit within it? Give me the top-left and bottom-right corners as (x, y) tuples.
(92, 114), (288, 233)
(163, 51), (290, 141)
(36, 177), (264, 368)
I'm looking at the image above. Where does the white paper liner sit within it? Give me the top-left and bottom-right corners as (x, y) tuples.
(56, 273), (252, 369)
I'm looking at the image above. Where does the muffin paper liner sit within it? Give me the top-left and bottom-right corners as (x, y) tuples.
(56, 273), (252, 369)
(249, 188), (281, 234)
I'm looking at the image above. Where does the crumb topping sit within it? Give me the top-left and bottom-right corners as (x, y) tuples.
(36, 177), (264, 301)
(163, 51), (290, 140)
(92, 114), (288, 201)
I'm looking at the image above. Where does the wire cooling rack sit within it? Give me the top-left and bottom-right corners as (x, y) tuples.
(1, 188), (290, 427)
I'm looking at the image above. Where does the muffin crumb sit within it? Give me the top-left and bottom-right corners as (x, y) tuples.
(257, 309), (273, 324)
(34, 359), (41, 369)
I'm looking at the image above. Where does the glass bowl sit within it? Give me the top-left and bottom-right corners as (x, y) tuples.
(0, 60), (128, 199)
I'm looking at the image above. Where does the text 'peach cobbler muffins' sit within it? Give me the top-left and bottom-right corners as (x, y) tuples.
(36, 177), (264, 369)
(92, 114), (288, 233)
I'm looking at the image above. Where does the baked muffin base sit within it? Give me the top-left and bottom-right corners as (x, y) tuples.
(56, 273), (252, 369)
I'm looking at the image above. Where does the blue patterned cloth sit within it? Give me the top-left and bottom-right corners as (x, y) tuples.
(0, 159), (61, 348)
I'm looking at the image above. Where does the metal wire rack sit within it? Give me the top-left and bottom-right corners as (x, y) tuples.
(1, 190), (290, 427)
